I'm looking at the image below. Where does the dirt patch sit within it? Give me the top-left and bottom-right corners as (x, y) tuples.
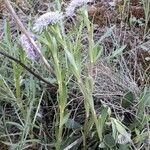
(88, 2), (120, 27)
(88, 0), (145, 26)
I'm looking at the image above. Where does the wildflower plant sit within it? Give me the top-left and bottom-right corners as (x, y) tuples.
(30, 2), (102, 147)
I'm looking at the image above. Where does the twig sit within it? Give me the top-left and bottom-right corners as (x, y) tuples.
(4, 0), (53, 73)
(0, 50), (55, 87)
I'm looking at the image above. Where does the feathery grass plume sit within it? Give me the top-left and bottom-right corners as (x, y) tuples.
(33, 11), (64, 32)
(65, 0), (93, 17)
(20, 33), (40, 60)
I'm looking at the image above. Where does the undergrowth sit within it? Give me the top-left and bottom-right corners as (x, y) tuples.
(0, 0), (149, 150)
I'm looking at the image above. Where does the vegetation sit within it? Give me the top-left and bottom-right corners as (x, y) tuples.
(0, 0), (149, 149)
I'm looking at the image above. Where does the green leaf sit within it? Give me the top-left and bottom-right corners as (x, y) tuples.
(118, 144), (130, 150)
(92, 44), (103, 63)
(137, 87), (150, 120)
(4, 19), (12, 48)
(65, 119), (81, 129)
(99, 25), (115, 42)
(114, 120), (128, 135)
(104, 134), (116, 148)
(97, 106), (108, 140)
(62, 112), (70, 127)
(134, 131), (148, 143)
(0, 75), (16, 102)
(84, 116), (94, 134)
(65, 49), (78, 72)
(143, 88), (150, 106)
(111, 119), (117, 139)
(122, 91), (134, 108)
(111, 118), (131, 142)
(38, 35), (51, 47)
(109, 45), (126, 58)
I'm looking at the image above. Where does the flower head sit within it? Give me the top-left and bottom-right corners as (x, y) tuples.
(33, 11), (64, 32)
(65, 0), (93, 17)
(20, 33), (40, 60)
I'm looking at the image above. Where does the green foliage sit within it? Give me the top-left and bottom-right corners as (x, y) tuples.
(122, 91), (134, 108)
(0, 0), (149, 149)
(137, 87), (150, 121)
(104, 134), (116, 148)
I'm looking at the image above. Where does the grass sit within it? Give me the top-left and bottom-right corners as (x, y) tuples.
(0, 0), (150, 149)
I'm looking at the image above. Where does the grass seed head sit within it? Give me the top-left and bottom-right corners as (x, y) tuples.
(65, 0), (93, 17)
(33, 11), (64, 32)
(20, 33), (40, 60)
